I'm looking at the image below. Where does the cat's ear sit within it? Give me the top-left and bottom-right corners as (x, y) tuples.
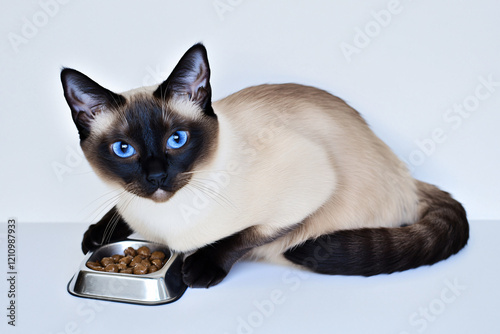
(154, 43), (215, 117)
(61, 68), (125, 139)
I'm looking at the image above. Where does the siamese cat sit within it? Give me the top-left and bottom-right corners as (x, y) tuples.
(61, 43), (469, 288)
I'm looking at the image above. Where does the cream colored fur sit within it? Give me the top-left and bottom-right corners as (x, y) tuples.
(114, 83), (420, 263)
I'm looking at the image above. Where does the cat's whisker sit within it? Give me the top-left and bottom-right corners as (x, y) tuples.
(180, 170), (250, 182)
(100, 209), (121, 246)
(189, 177), (236, 205)
(181, 170), (226, 175)
(101, 211), (122, 246)
(101, 194), (135, 245)
(186, 180), (236, 210)
(84, 190), (125, 225)
(182, 184), (198, 198)
(80, 188), (123, 221)
(185, 183), (227, 209)
(81, 188), (122, 210)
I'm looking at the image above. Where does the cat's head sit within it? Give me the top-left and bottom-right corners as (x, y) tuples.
(61, 44), (218, 202)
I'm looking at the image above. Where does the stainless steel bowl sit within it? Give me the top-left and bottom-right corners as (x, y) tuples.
(67, 240), (187, 305)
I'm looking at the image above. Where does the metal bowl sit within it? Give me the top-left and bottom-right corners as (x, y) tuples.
(67, 240), (187, 305)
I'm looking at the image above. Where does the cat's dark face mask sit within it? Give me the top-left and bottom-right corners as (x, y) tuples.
(61, 44), (218, 202)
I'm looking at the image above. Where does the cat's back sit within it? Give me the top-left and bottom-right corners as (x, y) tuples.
(213, 83), (367, 129)
(215, 83), (353, 113)
(213, 83), (374, 151)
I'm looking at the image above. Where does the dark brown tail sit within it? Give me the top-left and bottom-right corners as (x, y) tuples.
(284, 182), (469, 276)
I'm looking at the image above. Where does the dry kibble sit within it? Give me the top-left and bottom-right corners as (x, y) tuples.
(119, 255), (132, 265)
(100, 257), (115, 266)
(124, 247), (137, 257)
(133, 264), (148, 275)
(130, 255), (143, 267)
(111, 254), (123, 262)
(137, 246), (151, 258)
(150, 251), (166, 261)
(86, 261), (105, 271)
(151, 259), (163, 268)
(87, 246), (167, 275)
(104, 264), (119, 272)
(117, 263), (127, 270)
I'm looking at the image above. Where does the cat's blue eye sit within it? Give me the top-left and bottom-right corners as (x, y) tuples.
(167, 131), (189, 150)
(112, 141), (136, 158)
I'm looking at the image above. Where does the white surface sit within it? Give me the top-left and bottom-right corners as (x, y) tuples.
(0, 221), (498, 334)
(0, 0), (499, 223)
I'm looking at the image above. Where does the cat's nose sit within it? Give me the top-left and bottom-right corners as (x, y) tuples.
(145, 158), (167, 187)
(147, 171), (167, 187)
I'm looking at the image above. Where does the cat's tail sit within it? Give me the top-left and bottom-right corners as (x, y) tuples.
(283, 181), (469, 276)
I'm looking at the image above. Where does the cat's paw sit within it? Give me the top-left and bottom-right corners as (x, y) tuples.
(81, 224), (103, 254)
(81, 208), (134, 254)
(182, 250), (228, 288)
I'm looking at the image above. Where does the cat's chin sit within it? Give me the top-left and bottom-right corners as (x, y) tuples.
(149, 189), (172, 203)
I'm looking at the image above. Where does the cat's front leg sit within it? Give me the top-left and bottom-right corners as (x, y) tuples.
(182, 227), (272, 288)
(81, 206), (134, 254)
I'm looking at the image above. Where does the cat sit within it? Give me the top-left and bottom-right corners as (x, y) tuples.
(61, 43), (469, 288)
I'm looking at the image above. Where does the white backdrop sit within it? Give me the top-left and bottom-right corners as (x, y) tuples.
(1, 0), (499, 223)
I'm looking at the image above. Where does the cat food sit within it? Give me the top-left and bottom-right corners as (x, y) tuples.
(86, 246), (167, 274)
